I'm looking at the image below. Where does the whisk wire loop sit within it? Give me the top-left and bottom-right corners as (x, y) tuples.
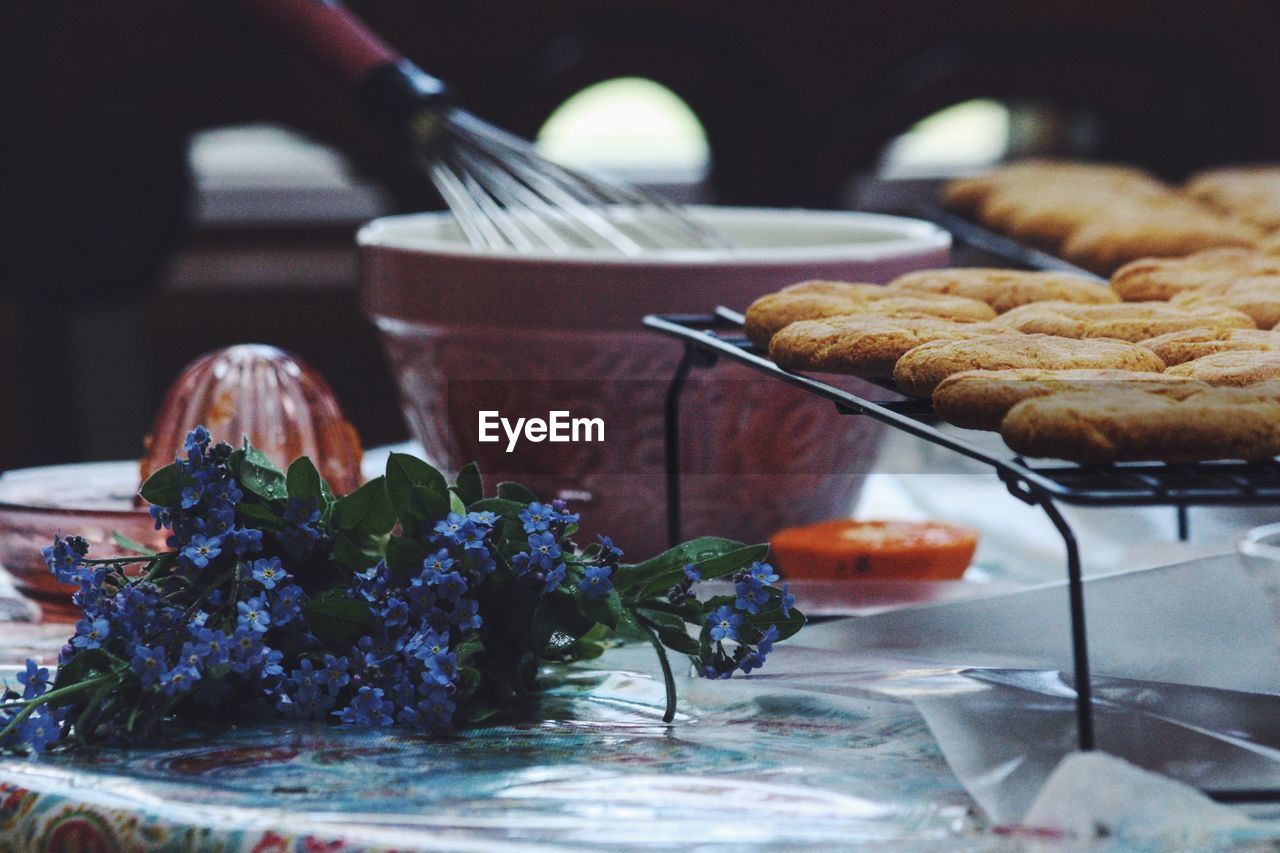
(416, 108), (732, 255)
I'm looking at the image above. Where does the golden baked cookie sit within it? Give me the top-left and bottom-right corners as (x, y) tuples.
(978, 186), (1149, 249)
(931, 368), (1207, 431)
(743, 283), (996, 347)
(1110, 248), (1280, 301)
(941, 175), (1000, 215)
(1000, 387), (1280, 463)
(942, 161), (1158, 216)
(1139, 328), (1280, 366)
(1060, 209), (1261, 275)
(1168, 278), (1280, 329)
(743, 282), (891, 346)
(776, 280), (888, 299)
(1259, 232), (1280, 256)
(993, 187), (1181, 250)
(767, 315), (1016, 378)
(891, 334), (1166, 398)
(992, 300), (1255, 341)
(1185, 166), (1280, 230)
(1165, 350), (1280, 386)
(886, 268), (1115, 313)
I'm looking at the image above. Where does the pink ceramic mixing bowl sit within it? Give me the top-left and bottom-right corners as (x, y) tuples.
(360, 206), (950, 556)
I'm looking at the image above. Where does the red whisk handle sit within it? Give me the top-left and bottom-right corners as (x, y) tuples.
(229, 0), (399, 90)
(228, 0), (451, 133)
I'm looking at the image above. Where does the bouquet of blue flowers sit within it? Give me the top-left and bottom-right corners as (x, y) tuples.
(0, 427), (803, 754)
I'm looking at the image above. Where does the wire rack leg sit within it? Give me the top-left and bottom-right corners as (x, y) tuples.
(664, 346), (698, 548)
(1037, 496), (1096, 751)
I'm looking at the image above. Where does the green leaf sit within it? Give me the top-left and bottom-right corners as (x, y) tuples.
(579, 589), (623, 630)
(653, 622), (701, 655)
(236, 443), (287, 501)
(459, 707), (502, 727)
(456, 666), (482, 691)
(452, 462), (483, 506)
(695, 543), (770, 581)
(303, 593), (370, 645)
(386, 453), (448, 501)
(332, 477), (396, 536)
(637, 542), (769, 599)
(636, 607), (701, 654)
(637, 607), (685, 630)
(531, 592), (595, 651)
(635, 599), (702, 625)
(320, 477), (337, 508)
(385, 453), (450, 533)
(616, 537), (751, 594)
(574, 639), (606, 660)
(111, 532), (157, 557)
(384, 536), (432, 582)
(286, 457), (326, 506)
(330, 533), (379, 572)
(750, 603), (807, 642)
(496, 481), (539, 504)
(454, 635), (485, 665)
(51, 649), (127, 705)
(138, 463), (188, 507)
(236, 502), (283, 531)
(466, 498), (526, 519)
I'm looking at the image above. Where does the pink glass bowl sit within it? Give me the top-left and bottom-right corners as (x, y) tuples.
(360, 206), (951, 556)
(0, 462), (167, 621)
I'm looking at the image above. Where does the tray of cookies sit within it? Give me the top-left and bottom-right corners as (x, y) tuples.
(929, 160), (1268, 276)
(646, 264), (1280, 502)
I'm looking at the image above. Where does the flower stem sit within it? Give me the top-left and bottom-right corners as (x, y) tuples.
(639, 621), (678, 724)
(0, 674), (116, 743)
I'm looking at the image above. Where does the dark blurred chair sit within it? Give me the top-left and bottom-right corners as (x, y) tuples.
(3, 0), (1279, 467)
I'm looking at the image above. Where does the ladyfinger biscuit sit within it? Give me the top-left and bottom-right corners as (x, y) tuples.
(891, 334), (1165, 398)
(767, 316), (1016, 378)
(743, 284), (996, 347)
(981, 184), (1175, 250)
(978, 186), (1132, 248)
(993, 300), (1255, 341)
(1140, 328), (1280, 366)
(1165, 350), (1280, 386)
(942, 161), (1156, 215)
(886, 268), (1116, 313)
(1060, 210), (1260, 275)
(743, 283), (888, 346)
(942, 175), (1001, 214)
(1110, 248), (1280, 301)
(1260, 232), (1280, 256)
(1185, 167), (1280, 230)
(1001, 388), (1280, 463)
(777, 280), (889, 299)
(1169, 278), (1280, 329)
(931, 368), (1207, 431)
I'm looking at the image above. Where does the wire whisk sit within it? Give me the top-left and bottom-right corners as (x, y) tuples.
(231, 0), (732, 255)
(417, 109), (730, 255)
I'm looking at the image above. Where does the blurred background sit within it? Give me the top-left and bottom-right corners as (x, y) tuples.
(3, 0), (1280, 470)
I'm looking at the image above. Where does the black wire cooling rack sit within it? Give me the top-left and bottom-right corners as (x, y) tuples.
(645, 308), (1280, 798)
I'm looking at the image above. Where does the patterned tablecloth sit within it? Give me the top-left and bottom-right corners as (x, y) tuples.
(0, 617), (1005, 852)
(7, 580), (1280, 850)
(5, 456), (1280, 850)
